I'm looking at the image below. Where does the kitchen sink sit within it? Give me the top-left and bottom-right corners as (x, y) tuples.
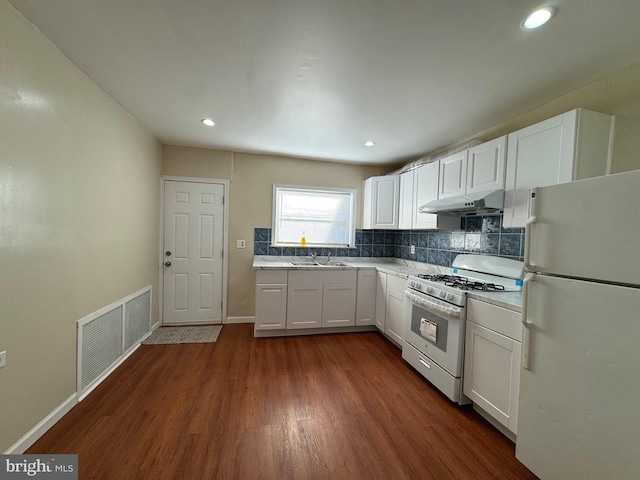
(288, 261), (349, 267)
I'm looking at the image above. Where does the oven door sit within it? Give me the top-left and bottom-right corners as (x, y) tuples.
(403, 290), (465, 377)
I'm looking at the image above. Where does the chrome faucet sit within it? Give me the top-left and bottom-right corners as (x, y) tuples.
(327, 253), (332, 263)
(311, 253), (317, 263)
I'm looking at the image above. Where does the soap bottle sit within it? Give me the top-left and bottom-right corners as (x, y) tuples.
(300, 232), (306, 247)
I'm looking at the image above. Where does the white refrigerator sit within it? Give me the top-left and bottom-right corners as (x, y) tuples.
(516, 169), (640, 480)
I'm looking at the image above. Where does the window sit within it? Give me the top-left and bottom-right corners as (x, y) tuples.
(272, 185), (356, 248)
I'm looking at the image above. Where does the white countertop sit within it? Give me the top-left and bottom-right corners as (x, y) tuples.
(253, 255), (523, 312)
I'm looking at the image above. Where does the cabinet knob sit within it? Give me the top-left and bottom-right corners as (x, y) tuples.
(164, 261), (172, 267)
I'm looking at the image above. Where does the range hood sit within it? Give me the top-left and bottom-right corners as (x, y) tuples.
(419, 189), (504, 215)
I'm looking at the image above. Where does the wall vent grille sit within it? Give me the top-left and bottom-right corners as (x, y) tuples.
(125, 290), (151, 352)
(77, 286), (152, 400)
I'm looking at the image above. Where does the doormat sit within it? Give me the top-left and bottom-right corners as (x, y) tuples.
(142, 325), (222, 345)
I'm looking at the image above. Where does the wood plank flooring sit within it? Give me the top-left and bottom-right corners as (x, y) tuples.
(28, 324), (537, 479)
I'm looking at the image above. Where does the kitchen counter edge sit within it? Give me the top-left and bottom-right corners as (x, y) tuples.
(253, 255), (522, 312)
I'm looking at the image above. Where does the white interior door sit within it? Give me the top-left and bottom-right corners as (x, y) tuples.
(163, 180), (225, 325)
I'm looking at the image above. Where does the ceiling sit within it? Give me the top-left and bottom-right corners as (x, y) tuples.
(9, 0), (640, 165)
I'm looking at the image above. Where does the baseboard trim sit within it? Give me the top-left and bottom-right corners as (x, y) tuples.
(225, 316), (254, 324)
(5, 393), (78, 454)
(254, 325), (377, 337)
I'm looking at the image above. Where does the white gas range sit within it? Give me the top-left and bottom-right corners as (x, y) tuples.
(402, 254), (525, 404)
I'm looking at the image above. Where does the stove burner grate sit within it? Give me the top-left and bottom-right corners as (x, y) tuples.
(417, 273), (506, 292)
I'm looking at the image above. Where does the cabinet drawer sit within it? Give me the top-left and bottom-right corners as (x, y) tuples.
(256, 270), (287, 284)
(467, 298), (522, 342)
(402, 341), (461, 402)
(288, 270), (357, 284)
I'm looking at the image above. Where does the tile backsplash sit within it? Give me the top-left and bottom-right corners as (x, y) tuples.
(254, 215), (524, 267)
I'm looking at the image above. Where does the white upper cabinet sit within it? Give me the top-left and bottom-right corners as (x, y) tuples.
(438, 150), (468, 199)
(413, 161), (439, 230)
(398, 170), (414, 230)
(438, 136), (506, 200)
(363, 175), (400, 229)
(466, 136), (507, 194)
(503, 108), (612, 228)
(380, 161), (458, 231)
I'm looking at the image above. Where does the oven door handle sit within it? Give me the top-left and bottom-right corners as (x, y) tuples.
(404, 290), (462, 317)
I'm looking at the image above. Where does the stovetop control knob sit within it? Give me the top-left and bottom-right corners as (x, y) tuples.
(426, 286), (433, 294)
(439, 291), (446, 298)
(447, 293), (454, 301)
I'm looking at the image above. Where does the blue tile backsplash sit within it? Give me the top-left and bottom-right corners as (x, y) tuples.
(254, 215), (524, 267)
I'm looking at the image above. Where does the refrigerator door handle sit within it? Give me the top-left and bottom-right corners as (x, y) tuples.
(521, 273), (535, 370)
(524, 187), (539, 272)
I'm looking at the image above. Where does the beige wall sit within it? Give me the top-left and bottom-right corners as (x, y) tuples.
(0, 1), (162, 452)
(449, 62), (640, 174)
(162, 148), (386, 317)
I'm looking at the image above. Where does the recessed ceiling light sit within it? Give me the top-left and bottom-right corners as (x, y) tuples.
(522, 6), (556, 29)
(201, 118), (215, 127)
(521, 6), (556, 30)
(364, 140), (376, 147)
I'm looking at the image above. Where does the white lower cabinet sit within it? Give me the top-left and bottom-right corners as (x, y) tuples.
(463, 298), (522, 436)
(374, 271), (387, 331)
(255, 270), (288, 331)
(286, 270), (357, 330)
(375, 273), (406, 347)
(322, 283), (357, 327)
(356, 269), (376, 326)
(287, 283), (323, 329)
(385, 286), (405, 346)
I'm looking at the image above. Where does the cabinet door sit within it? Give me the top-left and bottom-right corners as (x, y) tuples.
(463, 321), (521, 434)
(467, 136), (507, 194)
(356, 269), (376, 326)
(412, 162), (439, 229)
(364, 175), (399, 229)
(438, 150), (468, 199)
(503, 112), (576, 228)
(322, 283), (356, 327)
(374, 272), (387, 331)
(255, 283), (287, 330)
(398, 170), (414, 229)
(287, 283), (323, 329)
(385, 288), (405, 346)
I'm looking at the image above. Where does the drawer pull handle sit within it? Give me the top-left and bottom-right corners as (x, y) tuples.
(419, 357), (431, 369)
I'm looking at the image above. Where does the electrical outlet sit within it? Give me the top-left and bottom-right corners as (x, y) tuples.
(0, 351), (6, 368)
(236, 239), (246, 249)
(410, 244), (416, 255)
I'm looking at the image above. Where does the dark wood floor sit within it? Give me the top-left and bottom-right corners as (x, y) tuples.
(28, 324), (537, 479)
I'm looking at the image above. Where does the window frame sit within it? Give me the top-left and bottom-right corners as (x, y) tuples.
(271, 184), (357, 248)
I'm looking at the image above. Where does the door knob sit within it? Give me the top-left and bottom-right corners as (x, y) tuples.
(164, 261), (172, 267)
